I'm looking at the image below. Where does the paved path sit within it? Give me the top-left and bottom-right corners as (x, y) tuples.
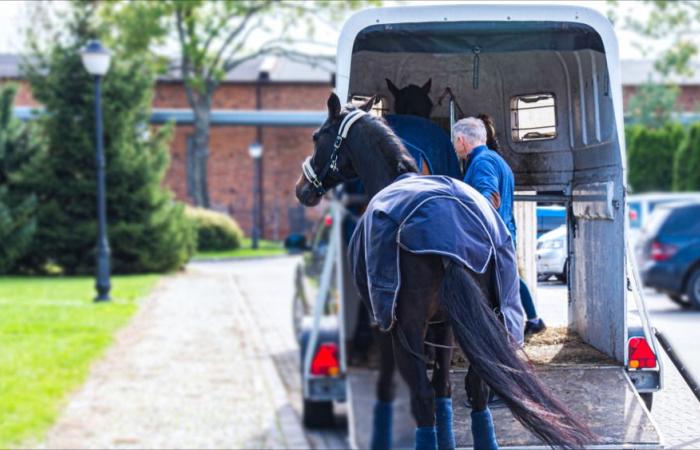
(44, 258), (333, 449)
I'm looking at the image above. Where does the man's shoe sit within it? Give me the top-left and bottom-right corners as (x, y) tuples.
(524, 318), (546, 336)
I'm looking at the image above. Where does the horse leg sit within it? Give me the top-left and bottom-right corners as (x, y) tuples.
(430, 322), (455, 450)
(466, 367), (498, 450)
(371, 330), (395, 450)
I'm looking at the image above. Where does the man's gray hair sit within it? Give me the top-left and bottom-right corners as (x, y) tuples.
(453, 117), (487, 145)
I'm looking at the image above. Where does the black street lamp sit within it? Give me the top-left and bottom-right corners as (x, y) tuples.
(249, 141), (263, 249)
(81, 39), (112, 302)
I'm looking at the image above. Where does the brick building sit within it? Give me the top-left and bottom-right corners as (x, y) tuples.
(2, 55), (699, 239)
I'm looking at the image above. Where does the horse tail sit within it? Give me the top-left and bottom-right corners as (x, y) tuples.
(441, 262), (596, 449)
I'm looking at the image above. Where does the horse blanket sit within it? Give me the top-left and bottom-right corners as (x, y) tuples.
(348, 173), (525, 344)
(385, 115), (462, 179)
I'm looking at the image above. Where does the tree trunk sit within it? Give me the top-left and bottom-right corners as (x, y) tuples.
(190, 102), (211, 207)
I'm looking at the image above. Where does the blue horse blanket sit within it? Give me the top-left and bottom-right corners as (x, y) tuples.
(385, 115), (462, 179)
(348, 173), (525, 344)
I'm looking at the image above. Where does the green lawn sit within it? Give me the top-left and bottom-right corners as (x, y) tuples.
(0, 275), (160, 448)
(193, 238), (286, 260)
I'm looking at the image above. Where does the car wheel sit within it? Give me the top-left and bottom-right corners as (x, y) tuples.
(303, 399), (335, 428)
(556, 261), (568, 284)
(668, 293), (691, 309)
(686, 268), (700, 310)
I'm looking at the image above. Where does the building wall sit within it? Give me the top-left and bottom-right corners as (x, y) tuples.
(7, 76), (700, 240)
(158, 82), (332, 239)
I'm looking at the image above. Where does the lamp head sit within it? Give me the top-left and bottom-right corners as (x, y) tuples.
(80, 39), (111, 76)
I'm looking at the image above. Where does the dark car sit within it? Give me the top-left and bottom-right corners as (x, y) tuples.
(637, 201), (700, 309)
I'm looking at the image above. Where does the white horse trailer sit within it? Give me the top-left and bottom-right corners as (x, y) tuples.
(297, 4), (663, 448)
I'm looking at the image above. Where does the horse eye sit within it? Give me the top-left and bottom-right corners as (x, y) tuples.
(312, 131), (320, 142)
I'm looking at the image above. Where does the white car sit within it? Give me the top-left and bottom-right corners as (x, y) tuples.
(536, 225), (568, 283)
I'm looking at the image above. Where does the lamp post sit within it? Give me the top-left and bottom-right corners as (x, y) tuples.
(249, 141), (263, 249)
(81, 39), (112, 302)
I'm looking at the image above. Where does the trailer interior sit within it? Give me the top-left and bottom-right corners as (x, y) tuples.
(326, 14), (664, 449)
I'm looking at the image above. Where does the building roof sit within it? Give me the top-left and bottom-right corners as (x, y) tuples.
(1, 52), (699, 86)
(0, 53), (334, 83)
(620, 59), (700, 85)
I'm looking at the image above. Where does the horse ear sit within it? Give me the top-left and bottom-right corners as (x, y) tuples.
(358, 95), (377, 112)
(327, 92), (341, 120)
(386, 78), (399, 97)
(421, 78), (432, 94)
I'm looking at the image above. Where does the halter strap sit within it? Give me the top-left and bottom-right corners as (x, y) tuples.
(303, 109), (366, 196)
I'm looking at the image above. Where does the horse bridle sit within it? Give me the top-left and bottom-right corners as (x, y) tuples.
(302, 109), (366, 196)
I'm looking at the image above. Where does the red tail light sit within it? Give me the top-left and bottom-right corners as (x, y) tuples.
(324, 214), (333, 227)
(628, 337), (657, 369)
(650, 241), (677, 261)
(310, 342), (340, 376)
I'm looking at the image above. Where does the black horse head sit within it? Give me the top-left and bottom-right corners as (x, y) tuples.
(386, 78), (433, 118)
(295, 92), (418, 207)
(295, 93), (375, 207)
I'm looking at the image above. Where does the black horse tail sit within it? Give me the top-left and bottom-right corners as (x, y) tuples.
(441, 262), (596, 449)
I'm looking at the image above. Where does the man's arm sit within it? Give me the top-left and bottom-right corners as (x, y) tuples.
(467, 158), (501, 209)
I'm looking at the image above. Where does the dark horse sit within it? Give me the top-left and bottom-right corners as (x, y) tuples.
(295, 94), (594, 450)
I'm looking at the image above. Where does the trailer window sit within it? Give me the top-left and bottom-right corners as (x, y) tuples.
(351, 95), (387, 117)
(510, 93), (557, 142)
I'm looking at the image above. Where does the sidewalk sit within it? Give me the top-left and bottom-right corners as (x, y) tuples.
(43, 261), (311, 449)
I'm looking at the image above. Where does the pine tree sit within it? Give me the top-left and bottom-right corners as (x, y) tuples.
(0, 84), (43, 273)
(22, 3), (195, 274)
(673, 122), (700, 192)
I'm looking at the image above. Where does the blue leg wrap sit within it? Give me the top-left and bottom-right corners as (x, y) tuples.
(415, 426), (437, 450)
(371, 400), (393, 450)
(471, 408), (499, 450)
(435, 397), (456, 450)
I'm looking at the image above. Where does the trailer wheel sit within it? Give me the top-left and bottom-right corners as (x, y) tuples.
(303, 399), (335, 428)
(640, 392), (653, 411)
(686, 268), (700, 310)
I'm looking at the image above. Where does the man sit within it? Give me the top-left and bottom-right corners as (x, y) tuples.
(453, 116), (546, 336)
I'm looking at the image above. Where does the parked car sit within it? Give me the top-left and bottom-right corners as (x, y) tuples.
(637, 201), (700, 309)
(628, 192), (700, 246)
(536, 225), (568, 283)
(536, 206), (566, 238)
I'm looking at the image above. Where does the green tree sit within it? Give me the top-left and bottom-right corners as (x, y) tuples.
(609, 1), (700, 78)
(22, 3), (195, 274)
(673, 122), (700, 191)
(626, 123), (685, 193)
(626, 82), (680, 127)
(105, 0), (377, 207)
(0, 84), (44, 273)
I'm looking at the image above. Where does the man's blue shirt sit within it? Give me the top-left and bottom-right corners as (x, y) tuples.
(463, 145), (517, 241)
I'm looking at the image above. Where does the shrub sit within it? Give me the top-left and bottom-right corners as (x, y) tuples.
(673, 122), (700, 191)
(0, 84), (44, 273)
(186, 207), (244, 251)
(626, 122), (685, 193)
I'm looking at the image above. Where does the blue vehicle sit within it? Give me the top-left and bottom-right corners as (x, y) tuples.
(536, 206), (566, 238)
(637, 201), (700, 309)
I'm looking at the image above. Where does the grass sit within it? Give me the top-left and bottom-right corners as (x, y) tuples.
(0, 275), (160, 448)
(193, 237), (286, 260)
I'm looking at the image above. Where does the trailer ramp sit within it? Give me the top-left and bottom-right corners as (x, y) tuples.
(348, 367), (662, 449)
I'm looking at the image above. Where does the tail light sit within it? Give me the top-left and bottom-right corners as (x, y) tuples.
(628, 337), (657, 369)
(310, 342), (340, 376)
(324, 214), (333, 227)
(650, 241), (677, 261)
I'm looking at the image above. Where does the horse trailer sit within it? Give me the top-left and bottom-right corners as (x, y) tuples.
(296, 4), (663, 448)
